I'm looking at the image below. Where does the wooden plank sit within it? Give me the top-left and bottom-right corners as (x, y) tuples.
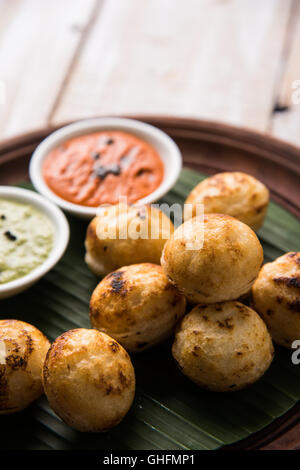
(271, 107), (300, 148)
(271, 1), (300, 147)
(271, 0), (300, 110)
(0, 0), (98, 139)
(52, 0), (292, 132)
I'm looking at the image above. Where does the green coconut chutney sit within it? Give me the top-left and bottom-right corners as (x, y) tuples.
(0, 199), (54, 284)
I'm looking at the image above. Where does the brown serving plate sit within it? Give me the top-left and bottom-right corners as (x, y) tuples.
(0, 116), (299, 450)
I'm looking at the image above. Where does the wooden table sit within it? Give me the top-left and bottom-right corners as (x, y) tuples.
(0, 0), (299, 450)
(1, 0), (300, 146)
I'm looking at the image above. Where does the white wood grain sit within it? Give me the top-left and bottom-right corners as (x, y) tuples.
(271, 107), (300, 147)
(0, 0), (98, 138)
(271, 2), (300, 147)
(52, 0), (292, 132)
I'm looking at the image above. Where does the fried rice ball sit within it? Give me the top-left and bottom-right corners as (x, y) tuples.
(43, 328), (135, 432)
(161, 214), (263, 304)
(0, 319), (50, 414)
(90, 263), (186, 352)
(85, 202), (174, 276)
(172, 301), (274, 392)
(252, 252), (300, 348)
(185, 172), (269, 231)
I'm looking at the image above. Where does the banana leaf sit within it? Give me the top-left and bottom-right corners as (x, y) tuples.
(0, 168), (299, 450)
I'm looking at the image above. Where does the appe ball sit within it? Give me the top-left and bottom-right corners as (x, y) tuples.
(43, 328), (135, 432)
(90, 263), (186, 352)
(85, 203), (174, 276)
(172, 301), (274, 392)
(0, 319), (50, 414)
(252, 252), (300, 348)
(161, 214), (263, 304)
(185, 172), (269, 231)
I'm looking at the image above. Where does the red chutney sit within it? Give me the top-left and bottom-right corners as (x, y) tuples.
(42, 131), (164, 207)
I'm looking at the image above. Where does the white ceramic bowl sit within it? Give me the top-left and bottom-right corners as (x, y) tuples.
(0, 186), (69, 299)
(29, 117), (182, 218)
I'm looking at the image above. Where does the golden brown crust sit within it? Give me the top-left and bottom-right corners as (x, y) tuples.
(0, 319), (50, 414)
(161, 214), (263, 304)
(43, 328), (135, 432)
(90, 263), (186, 352)
(185, 172), (269, 231)
(85, 203), (174, 276)
(252, 252), (300, 348)
(172, 301), (274, 392)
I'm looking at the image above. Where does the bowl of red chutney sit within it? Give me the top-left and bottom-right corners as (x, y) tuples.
(29, 118), (182, 218)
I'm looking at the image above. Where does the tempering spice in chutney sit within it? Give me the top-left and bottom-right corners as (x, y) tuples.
(0, 199), (54, 284)
(42, 131), (164, 207)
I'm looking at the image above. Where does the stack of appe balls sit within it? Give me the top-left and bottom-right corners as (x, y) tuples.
(85, 172), (277, 399)
(2, 172), (298, 433)
(161, 212), (275, 392)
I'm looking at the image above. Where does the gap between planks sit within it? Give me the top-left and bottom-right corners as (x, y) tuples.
(0, 0), (98, 138)
(270, 0), (300, 146)
(51, 0), (293, 132)
(47, 0), (104, 124)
